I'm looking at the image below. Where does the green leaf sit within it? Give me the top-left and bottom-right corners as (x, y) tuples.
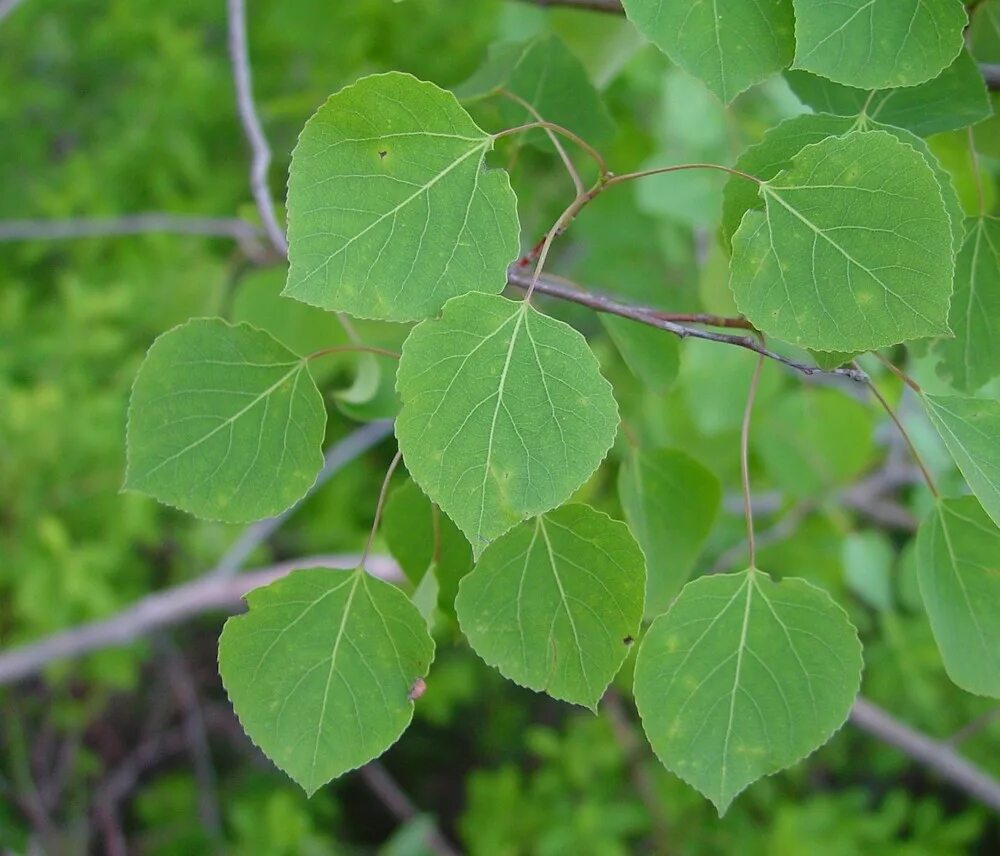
(784, 50), (991, 137)
(933, 218), (1000, 393)
(971, 0), (1000, 62)
(383, 479), (473, 596)
(810, 350), (858, 371)
(456, 34), (614, 147)
(723, 114), (964, 258)
(455, 504), (645, 709)
(395, 293), (619, 556)
(923, 395), (1000, 527)
(618, 449), (721, 616)
(791, 0), (967, 90)
(601, 315), (679, 395)
(633, 569), (862, 815)
(333, 353), (401, 423)
(730, 131), (955, 352)
(842, 531), (894, 612)
(283, 72), (520, 322)
(916, 496), (1000, 697)
(218, 567), (435, 795)
(753, 387), (875, 498)
(125, 318), (326, 523)
(620, 0), (795, 103)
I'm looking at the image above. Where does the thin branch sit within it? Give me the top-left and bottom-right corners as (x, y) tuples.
(861, 375), (939, 498)
(850, 697), (1000, 813)
(740, 354), (766, 568)
(208, 420), (394, 579)
(0, 553), (402, 686)
(358, 762), (461, 856)
(362, 450), (403, 567)
(0, 214), (262, 243)
(497, 88), (585, 196)
(226, 0), (288, 256)
(947, 706), (1000, 746)
(508, 268), (869, 382)
(0, 0), (25, 24)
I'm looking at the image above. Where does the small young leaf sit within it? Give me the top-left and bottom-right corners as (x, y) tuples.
(218, 567), (435, 795)
(601, 315), (680, 395)
(916, 496), (1000, 697)
(618, 449), (721, 616)
(933, 218), (1000, 392)
(923, 395), (1000, 527)
(620, 0), (795, 103)
(456, 34), (614, 147)
(383, 479), (473, 597)
(125, 318), (326, 522)
(284, 72), (519, 321)
(455, 504), (645, 709)
(722, 115), (964, 257)
(784, 50), (991, 138)
(730, 131), (955, 352)
(333, 353), (401, 423)
(633, 569), (862, 815)
(791, 0), (967, 90)
(753, 387), (875, 498)
(395, 293), (619, 555)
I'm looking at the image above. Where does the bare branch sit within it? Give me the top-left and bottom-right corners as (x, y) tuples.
(0, 214), (262, 243)
(508, 268), (869, 383)
(209, 420), (394, 579)
(850, 697), (1000, 813)
(0, 554), (402, 687)
(226, 0), (288, 256)
(0, 0), (26, 23)
(359, 762), (462, 856)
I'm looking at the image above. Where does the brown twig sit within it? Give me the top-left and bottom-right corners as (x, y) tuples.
(358, 762), (461, 856)
(0, 554), (402, 686)
(508, 268), (868, 382)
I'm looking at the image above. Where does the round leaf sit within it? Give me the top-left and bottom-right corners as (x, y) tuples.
(455, 504), (645, 709)
(634, 569), (862, 815)
(284, 72), (520, 321)
(792, 0), (967, 90)
(730, 131), (955, 352)
(219, 568), (435, 795)
(395, 293), (619, 555)
(125, 318), (326, 522)
(621, 0), (796, 104)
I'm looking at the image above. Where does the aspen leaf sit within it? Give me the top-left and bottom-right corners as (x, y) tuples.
(125, 319), (326, 523)
(618, 449), (721, 616)
(284, 72), (519, 321)
(916, 496), (1000, 697)
(730, 131), (955, 352)
(456, 504), (645, 709)
(792, 0), (967, 90)
(621, 0), (795, 103)
(633, 569), (862, 814)
(218, 567), (435, 795)
(395, 293), (619, 556)
(924, 395), (1000, 527)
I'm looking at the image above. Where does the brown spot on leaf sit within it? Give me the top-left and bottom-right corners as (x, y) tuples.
(623, 635), (634, 646)
(378, 149), (388, 160)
